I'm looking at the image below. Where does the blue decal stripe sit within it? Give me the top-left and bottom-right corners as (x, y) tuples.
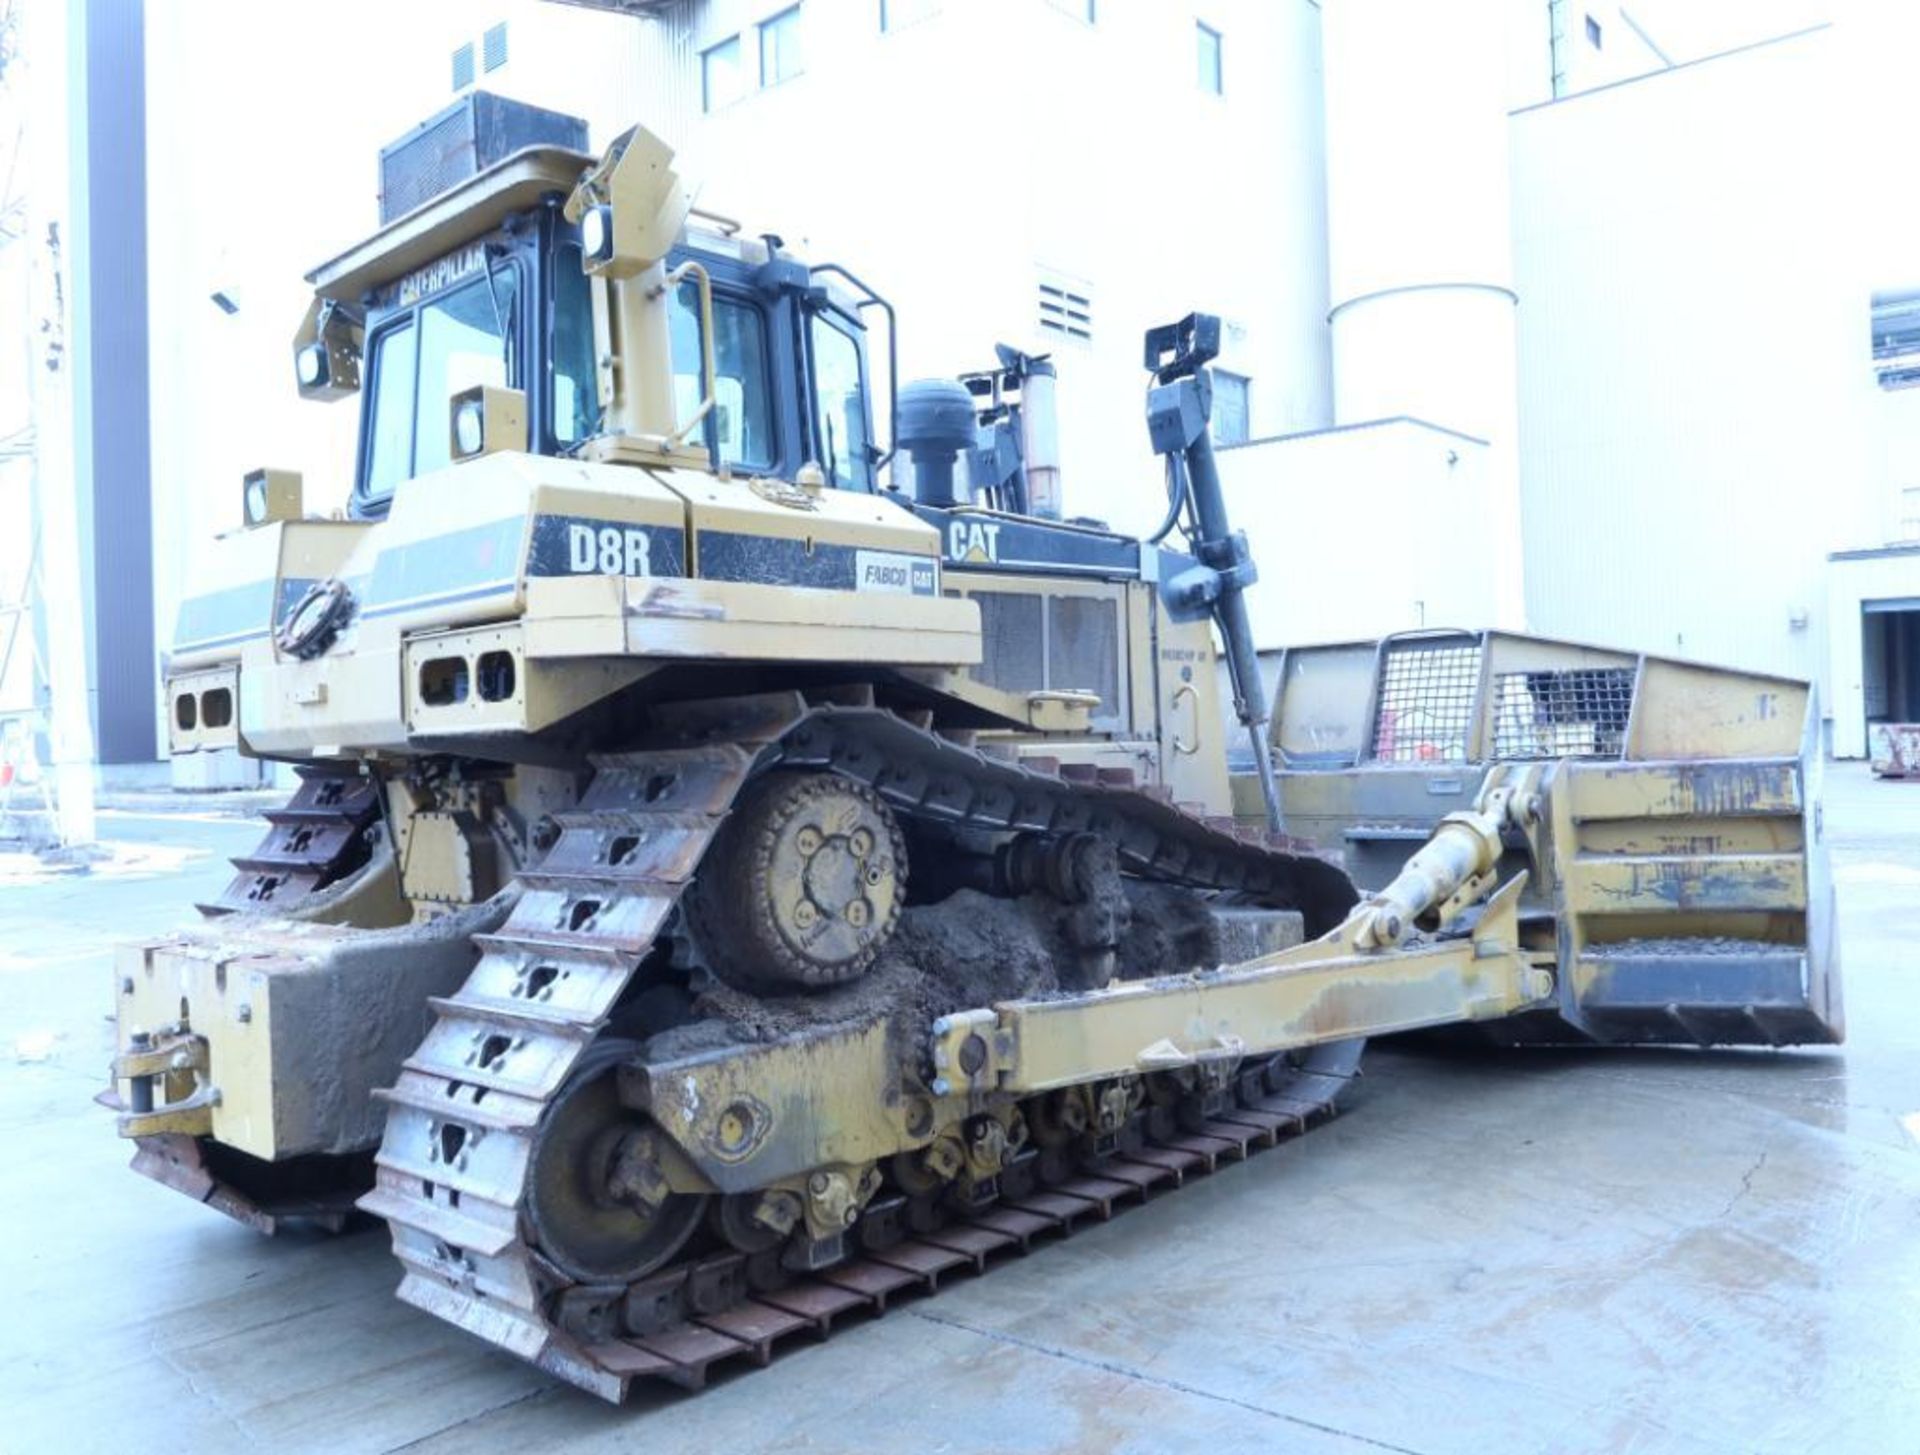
(358, 580), (520, 620)
(364, 516), (527, 612)
(175, 576), (324, 652)
(173, 625), (270, 652)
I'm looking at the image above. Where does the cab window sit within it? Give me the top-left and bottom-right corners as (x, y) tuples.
(550, 243), (601, 448)
(668, 283), (774, 472)
(810, 313), (871, 489)
(364, 322), (417, 499)
(361, 266), (519, 499)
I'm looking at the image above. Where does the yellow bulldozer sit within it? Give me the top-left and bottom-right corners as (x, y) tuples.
(110, 98), (1839, 1400)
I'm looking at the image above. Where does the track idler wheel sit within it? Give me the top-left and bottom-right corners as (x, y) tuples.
(525, 1043), (706, 1285)
(692, 771), (907, 991)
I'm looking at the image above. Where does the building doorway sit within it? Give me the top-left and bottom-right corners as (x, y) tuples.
(1862, 602), (1920, 736)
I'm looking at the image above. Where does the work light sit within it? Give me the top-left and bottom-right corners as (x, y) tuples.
(295, 342), (329, 389)
(242, 468), (302, 528)
(581, 204), (615, 265)
(449, 386), (527, 462)
(454, 397), (487, 458)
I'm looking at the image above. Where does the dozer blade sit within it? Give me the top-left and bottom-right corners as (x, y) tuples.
(1253, 629), (1841, 1047)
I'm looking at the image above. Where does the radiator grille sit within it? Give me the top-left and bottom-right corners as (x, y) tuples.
(961, 589), (1120, 721)
(1491, 667), (1634, 759)
(377, 95), (589, 225)
(1049, 596), (1120, 718)
(972, 591), (1045, 696)
(383, 107), (474, 222)
(1371, 641), (1481, 763)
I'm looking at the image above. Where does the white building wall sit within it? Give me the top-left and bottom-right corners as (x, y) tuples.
(636, 0), (1334, 538)
(1872, 388), (1920, 545)
(1220, 420), (1498, 649)
(1320, 0), (1526, 630)
(1508, 26), (1878, 697)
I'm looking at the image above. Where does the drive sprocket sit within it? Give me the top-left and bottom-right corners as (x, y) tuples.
(688, 771), (906, 991)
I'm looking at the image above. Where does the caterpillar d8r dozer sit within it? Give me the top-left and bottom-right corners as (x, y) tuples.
(108, 99), (1840, 1401)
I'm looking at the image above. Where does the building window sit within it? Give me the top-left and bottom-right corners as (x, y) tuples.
(880, 0), (938, 30)
(1548, 0), (1569, 97)
(1213, 371), (1250, 446)
(1585, 13), (1603, 48)
(1872, 292), (1920, 391)
(761, 5), (804, 87)
(1037, 274), (1092, 343)
(483, 22), (509, 72)
(451, 41), (475, 92)
(1196, 21), (1223, 95)
(702, 35), (745, 112)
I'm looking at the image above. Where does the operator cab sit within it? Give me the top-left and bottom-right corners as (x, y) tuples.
(341, 210), (880, 520)
(306, 94), (884, 522)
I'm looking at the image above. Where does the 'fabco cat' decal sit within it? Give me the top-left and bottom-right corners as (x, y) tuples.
(854, 550), (937, 596)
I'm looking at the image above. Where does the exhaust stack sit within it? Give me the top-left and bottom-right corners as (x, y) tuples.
(958, 345), (1063, 519)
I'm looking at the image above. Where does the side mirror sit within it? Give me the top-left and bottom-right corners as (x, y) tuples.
(450, 385), (528, 462)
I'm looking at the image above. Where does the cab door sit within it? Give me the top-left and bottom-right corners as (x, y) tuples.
(803, 304), (876, 491)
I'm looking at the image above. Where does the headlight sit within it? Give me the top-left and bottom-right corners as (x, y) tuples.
(581, 204), (615, 265)
(453, 397), (486, 458)
(245, 477), (269, 524)
(295, 342), (327, 388)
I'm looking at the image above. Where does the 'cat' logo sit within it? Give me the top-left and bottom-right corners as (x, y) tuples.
(568, 524), (653, 577)
(948, 520), (1002, 563)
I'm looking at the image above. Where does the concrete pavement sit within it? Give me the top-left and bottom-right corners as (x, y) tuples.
(1, 770), (1916, 1453)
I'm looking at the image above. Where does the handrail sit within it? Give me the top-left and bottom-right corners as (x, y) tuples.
(663, 260), (718, 451)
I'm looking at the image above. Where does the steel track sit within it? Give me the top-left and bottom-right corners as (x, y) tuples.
(540, 1052), (1354, 1394)
(361, 688), (1361, 1400)
(200, 764), (381, 915)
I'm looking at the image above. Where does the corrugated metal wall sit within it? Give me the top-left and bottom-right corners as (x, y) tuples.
(632, 1), (699, 144)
